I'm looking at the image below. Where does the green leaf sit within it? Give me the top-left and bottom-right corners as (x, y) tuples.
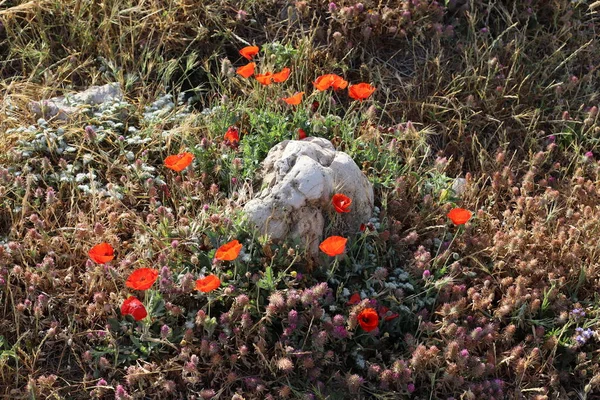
(257, 266), (275, 290)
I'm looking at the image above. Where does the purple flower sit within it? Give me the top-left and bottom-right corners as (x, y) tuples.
(575, 327), (594, 345)
(570, 308), (586, 319)
(115, 385), (129, 400)
(333, 314), (345, 326)
(160, 324), (171, 339)
(332, 325), (349, 339)
(288, 310), (298, 325)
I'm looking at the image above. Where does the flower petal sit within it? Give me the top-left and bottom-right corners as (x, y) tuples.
(121, 296), (147, 321)
(215, 240), (243, 261)
(224, 126), (240, 143)
(447, 208), (472, 225)
(255, 72), (274, 85)
(88, 242), (114, 264)
(236, 62), (256, 78)
(195, 275), (221, 292)
(357, 308), (379, 332)
(348, 82), (376, 101)
(239, 46), (259, 60)
(125, 268), (159, 291)
(319, 236), (347, 256)
(332, 193), (352, 213)
(164, 152), (194, 172)
(272, 67), (291, 83)
(282, 92), (304, 105)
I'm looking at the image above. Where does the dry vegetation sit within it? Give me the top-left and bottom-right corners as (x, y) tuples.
(1, 0), (600, 399)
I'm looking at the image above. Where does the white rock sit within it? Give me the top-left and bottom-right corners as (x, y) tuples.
(243, 138), (374, 257)
(452, 178), (467, 196)
(30, 83), (123, 121)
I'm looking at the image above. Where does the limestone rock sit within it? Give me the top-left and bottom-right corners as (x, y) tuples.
(243, 137), (374, 257)
(452, 178), (467, 196)
(30, 83), (123, 121)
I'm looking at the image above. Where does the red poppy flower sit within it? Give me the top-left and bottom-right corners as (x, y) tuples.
(88, 242), (114, 264)
(236, 62), (255, 78)
(125, 268), (159, 291)
(298, 128), (307, 140)
(378, 306), (399, 322)
(319, 236), (347, 256)
(332, 193), (352, 213)
(195, 275), (221, 292)
(164, 152), (194, 172)
(239, 45), (259, 60)
(283, 92), (304, 106)
(224, 126), (240, 143)
(357, 308), (379, 332)
(347, 292), (361, 305)
(331, 76), (348, 90)
(255, 72), (274, 86)
(313, 74), (348, 91)
(272, 67), (291, 83)
(348, 83), (376, 101)
(215, 239), (243, 261)
(359, 223), (366, 232)
(121, 296), (148, 321)
(447, 208), (472, 225)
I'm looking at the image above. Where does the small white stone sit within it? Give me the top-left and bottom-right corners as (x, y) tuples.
(452, 178), (467, 196)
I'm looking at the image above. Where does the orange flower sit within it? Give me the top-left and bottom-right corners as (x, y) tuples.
(298, 128), (307, 140)
(255, 72), (273, 85)
(215, 239), (243, 261)
(348, 83), (376, 101)
(319, 236), (347, 256)
(125, 268), (159, 291)
(195, 275), (221, 292)
(447, 208), (472, 225)
(282, 92), (304, 105)
(357, 308), (379, 332)
(272, 67), (291, 83)
(121, 296), (147, 321)
(239, 45), (259, 60)
(224, 126), (240, 143)
(332, 193), (352, 213)
(88, 242), (114, 264)
(236, 62), (255, 78)
(313, 74), (348, 91)
(164, 152), (194, 172)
